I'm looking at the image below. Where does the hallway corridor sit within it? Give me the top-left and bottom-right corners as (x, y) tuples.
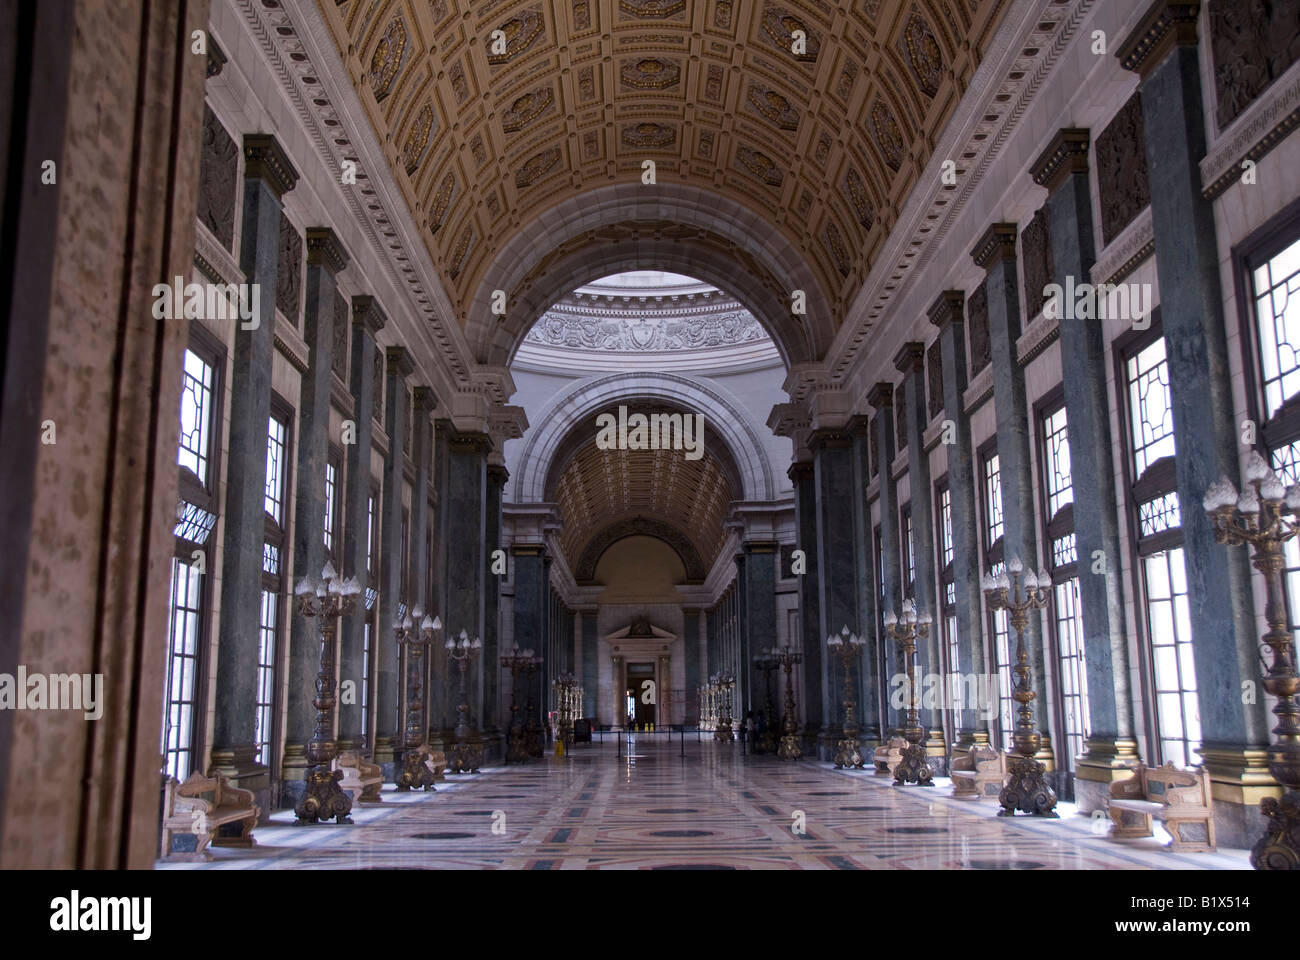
(159, 737), (1249, 871)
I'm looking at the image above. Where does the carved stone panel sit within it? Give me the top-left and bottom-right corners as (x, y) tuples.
(870, 98), (905, 172)
(967, 281), (990, 376)
(824, 221), (851, 276)
(844, 167), (876, 229)
(1020, 207), (1053, 321)
(1095, 93), (1150, 246)
(870, 417), (879, 477)
(197, 106), (237, 251)
(368, 18), (406, 101)
(1210, 0), (1300, 130)
(373, 350), (384, 425)
(277, 213), (302, 324)
(927, 339), (944, 420)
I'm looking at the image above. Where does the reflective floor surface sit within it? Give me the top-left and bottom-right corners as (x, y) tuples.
(159, 734), (1250, 869)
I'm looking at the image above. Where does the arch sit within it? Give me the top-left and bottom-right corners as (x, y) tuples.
(510, 371), (776, 504)
(575, 520), (707, 583)
(467, 182), (834, 367)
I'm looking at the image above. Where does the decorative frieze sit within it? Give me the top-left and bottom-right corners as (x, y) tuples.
(1020, 208), (1054, 322)
(1208, 0), (1300, 130)
(1096, 94), (1150, 245)
(197, 107), (237, 252)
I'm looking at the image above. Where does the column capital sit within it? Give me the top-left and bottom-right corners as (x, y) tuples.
(866, 381), (894, 410)
(893, 341), (926, 375)
(510, 543), (547, 557)
(1117, 1), (1201, 79)
(809, 428), (853, 452)
(787, 460), (814, 483)
(351, 295), (387, 334)
(385, 345), (415, 378)
(971, 223), (1018, 271)
(847, 413), (873, 436)
(305, 227), (349, 275)
(436, 420), (494, 454)
(242, 134), (298, 198)
(1029, 128), (1091, 191)
(413, 386), (437, 413)
(487, 463), (510, 486)
(927, 290), (966, 329)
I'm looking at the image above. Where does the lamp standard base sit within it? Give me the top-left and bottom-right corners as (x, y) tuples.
(894, 744), (934, 786)
(395, 748), (438, 791)
(778, 734), (802, 761)
(833, 739), (864, 769)
(714, 721), (734, 742)
(449, 741), (482, 774)
(1252, 790), (1300, 869)
(998, 756), (1059, 817)
(294, 766), (353, 824)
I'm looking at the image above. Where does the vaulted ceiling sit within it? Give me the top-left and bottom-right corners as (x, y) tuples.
(321, 0), (1008, 338)
(545, 402), (738, 580)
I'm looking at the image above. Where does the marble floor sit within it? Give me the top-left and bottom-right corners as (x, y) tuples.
(160, 734), (1251, 870)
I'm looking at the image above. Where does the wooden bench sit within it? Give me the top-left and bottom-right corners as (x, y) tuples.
(1107, 762), (1217, 852)
(160, 772), (258, 862)
(335, 750), (384, 805)
(950, 746), (1005, 800)
(872, 738), (906, 777)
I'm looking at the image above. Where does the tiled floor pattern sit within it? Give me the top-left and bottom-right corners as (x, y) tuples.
(160, 734), (1250, 869)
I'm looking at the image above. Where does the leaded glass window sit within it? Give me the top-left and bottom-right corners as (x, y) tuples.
(265, 415), (289, 526)
(178, 350), (214, 486)
(162, 557), (203, 781)
(254, 590), (278, 765)
(324, 460), (338, 555)
(1253, 236), (1300, 419)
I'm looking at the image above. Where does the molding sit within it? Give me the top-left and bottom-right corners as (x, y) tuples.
(1089, 205), (1155, 286)
(927, 289), (966, 329)
(962, 363), (995, 413)
(351, 294), (387, 334)
(305, 226), (349, 275)
(1015, 310), (1060, 366)
(1200, 58), (1300, 200)
(971, 222), (1018, 270)
(273, 311), (310, 374)
(893, 341), (926, 374)
(867, 381), (894, 410)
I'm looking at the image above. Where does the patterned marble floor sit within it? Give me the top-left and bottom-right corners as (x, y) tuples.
(160, 734), (1251, 869)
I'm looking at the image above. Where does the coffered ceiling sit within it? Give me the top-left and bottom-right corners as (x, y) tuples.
(320, 0), (1007, 340)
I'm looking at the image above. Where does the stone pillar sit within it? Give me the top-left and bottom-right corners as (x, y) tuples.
(789, 461), (821, 746)
(928, 291), (989, 748)
(0, 0), (210, 867)
(611, 654), (625, 729)
(896, 341), (948, 771)
(337, 296), (384, 752)
(435, 425), (490, 750)
(849, 416), (881, 745)
(374, 346), (412, 777)
(210, 135), (298, 815)
(484, 464), (506, 752)
(811, 430), (858, 758)
(869, 383), (903, 737)
(581, 607), (598, 718)
(281, 227), (348, 808)
(1030, 130), (1142, 809)
(971, 223), (1053, 764)
(683, 609), (701, 724)
(659, 654), (671, 727)
(512, 544), (546, 734)
(739, 542), (777, 733)
(1118, 1), (1271, 846)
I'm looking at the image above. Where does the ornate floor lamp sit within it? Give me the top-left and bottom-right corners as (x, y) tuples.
(395, 609), (440, 791)
(446, 629), (483, 774)
(1205, 454), (1300, 868)
(827, 626), (867, 769)
(293, 562), (361, 824)
(981, 557), (1055, 816)
(776, 645), (803, 760)
(885, 600), (933, 786)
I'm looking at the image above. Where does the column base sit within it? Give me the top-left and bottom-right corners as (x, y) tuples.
(208, 746), (271, 825)
(372, 736), (397, 781)
(925, 729), (949, 776)
(999, 756), (1058, 818)
(1072, 737), (1141, 814)
(1199, 745), (1281, 851)
(279, 742), (310, 811)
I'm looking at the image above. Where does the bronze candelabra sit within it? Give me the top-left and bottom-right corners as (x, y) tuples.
(501, 645), (540, 763)
(553, 671), (577, 751)
(711, 673), (735, 742)
(752, 649), (780, 754)
(445, 629), (483, 773)
(775, 645), (803, 760)
(827, 625), (867, 769)
(1205, 453), (1300, 869)
(395, 609), (440, 791)
(885, 600), (933, 786)
(293, 562), (361, 824)
(981, 557), (1055, 816)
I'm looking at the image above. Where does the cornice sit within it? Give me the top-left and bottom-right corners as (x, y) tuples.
(1029, 128), (1091, 192)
